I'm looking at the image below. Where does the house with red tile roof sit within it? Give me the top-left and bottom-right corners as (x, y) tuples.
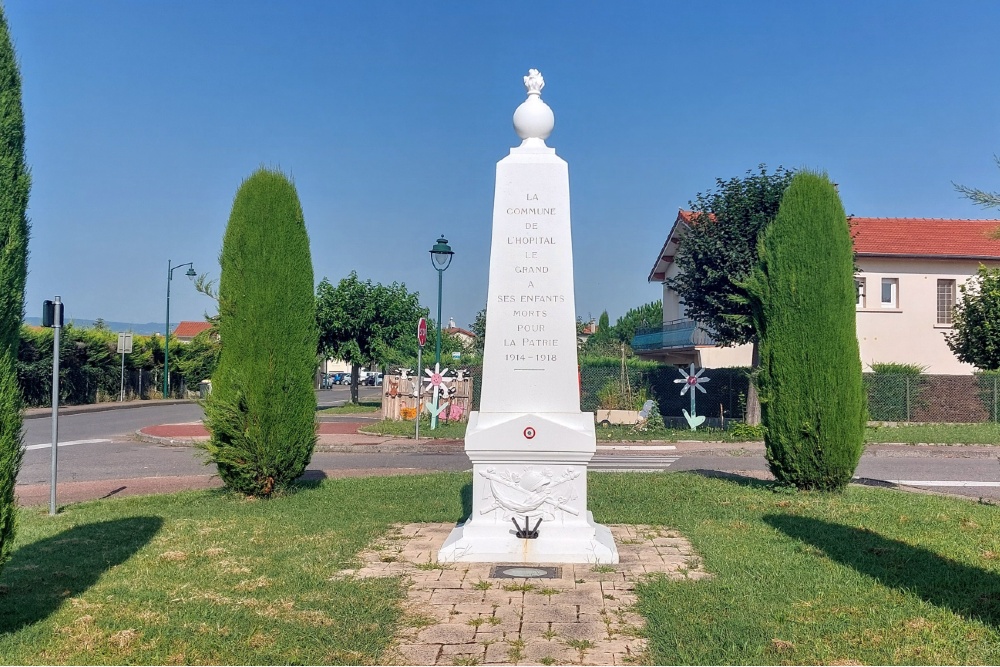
(172, 320), (213, 343)
(635, 211), (1000, 374)
(444, 318), (476, 350)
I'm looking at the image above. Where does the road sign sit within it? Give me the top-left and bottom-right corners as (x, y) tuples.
(117, 332), (133, 354)
(417, 317), (427, 347)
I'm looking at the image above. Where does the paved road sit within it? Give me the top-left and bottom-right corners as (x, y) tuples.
(16, 399), (1000, 503)
(21, 386), (381, 445)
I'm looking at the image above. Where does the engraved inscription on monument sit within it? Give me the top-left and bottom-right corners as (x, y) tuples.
(437, 69), (618, 564)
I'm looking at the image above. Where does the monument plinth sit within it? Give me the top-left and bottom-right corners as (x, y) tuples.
(438, 70), (618, 564)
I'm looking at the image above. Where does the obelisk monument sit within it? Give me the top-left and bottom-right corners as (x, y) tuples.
(438, 70), (618, 564)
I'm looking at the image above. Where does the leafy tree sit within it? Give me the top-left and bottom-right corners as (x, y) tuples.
(316, 272), (429, 402)
(945, 265), (1000, 370)
(954, 155), (1000, 210)
(174, 328), (220, 385)
(744, 171), (865, 491)
(579, 303), (664, 359)
(581, 310), (622, 358)
(667, 165), (794, 423)
(0, 5), (29, 572)
(204, 169), (318, 498)
(611, 300), (662, 345)
(471, 307), (487, 357)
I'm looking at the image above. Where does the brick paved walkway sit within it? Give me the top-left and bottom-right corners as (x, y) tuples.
(335, 523), (711, 666)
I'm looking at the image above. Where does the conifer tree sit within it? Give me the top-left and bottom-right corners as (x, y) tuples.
(744, 171), (864, 490)
(204, 169), (317, 497)
(0, 5), (30, 571)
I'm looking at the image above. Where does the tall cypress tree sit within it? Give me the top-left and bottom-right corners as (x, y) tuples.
(203, 169), (317, 497)
(744, 171), (865, 490)
(0, 5), (30, 570)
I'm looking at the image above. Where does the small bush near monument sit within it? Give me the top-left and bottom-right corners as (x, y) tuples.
(203, 169), (318, 497)
(745, 171), (865, 490)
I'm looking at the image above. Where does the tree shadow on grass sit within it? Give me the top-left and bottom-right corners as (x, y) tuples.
(292, 469), (329, 491)
(0, 516), (162, 635)
(765, 514), (1000, 629)
(686, 468), (775, 491)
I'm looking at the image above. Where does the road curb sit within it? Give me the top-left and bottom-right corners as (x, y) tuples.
(134, 428), (465, 453)
(134, 430), (207, 447)
(24, 399), (198, 420)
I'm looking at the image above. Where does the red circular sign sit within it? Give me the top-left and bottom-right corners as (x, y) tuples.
(523, 426), (536, 439)
(417, 318), (427, 347)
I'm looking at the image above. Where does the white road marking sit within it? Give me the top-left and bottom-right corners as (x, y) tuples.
(886, 480), (1000, 487)
(590, 456), (679, 472)
(24, 439), (111, 451)
(597, 445), (677, 451)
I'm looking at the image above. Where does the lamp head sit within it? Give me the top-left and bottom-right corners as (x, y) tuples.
(430, 235), (454, 272)
(185, 266), (197, 278)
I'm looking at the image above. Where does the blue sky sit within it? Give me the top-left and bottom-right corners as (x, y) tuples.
(6, 1), (1000, 331)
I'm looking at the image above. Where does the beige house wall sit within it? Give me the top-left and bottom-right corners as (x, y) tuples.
(698, 344), (752, 368)
(656, 256), (999, 375)
(855, 257), (999, 375)
(661, 262), (685, 320)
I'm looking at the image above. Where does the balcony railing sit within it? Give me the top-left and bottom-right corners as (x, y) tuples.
(631, 319), (716, 352)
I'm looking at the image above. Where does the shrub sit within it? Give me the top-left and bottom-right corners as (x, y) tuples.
(596, 381), (649, 410)
(632, 399), (666, 433)
(728, 422), (766, 441)
(174, 328), (219, 385)
(865, 363), (927, 422)
(745, 172), (866, 491)
(203, 169), (318, 497)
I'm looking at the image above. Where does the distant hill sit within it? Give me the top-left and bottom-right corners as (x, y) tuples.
(23, 317), (168, 335)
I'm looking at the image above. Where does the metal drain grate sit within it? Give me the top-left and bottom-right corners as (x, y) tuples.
(489, 565), (563, 579)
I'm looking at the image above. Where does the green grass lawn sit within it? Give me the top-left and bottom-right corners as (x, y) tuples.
(360, 417), (467, 439)
(318, 400), (381, 415)
(361, 417), (1000, 445)
(865, 421), (1000, 445)
(3, 474), (999, 664)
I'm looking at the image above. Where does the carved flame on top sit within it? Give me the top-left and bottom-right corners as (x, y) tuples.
(524, 69), (544, 96)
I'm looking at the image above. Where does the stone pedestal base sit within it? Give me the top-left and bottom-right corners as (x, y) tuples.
(437, 411), (619, 564)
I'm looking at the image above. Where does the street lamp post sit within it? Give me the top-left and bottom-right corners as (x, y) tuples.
(429, 235), (454, 429)
(164, 259), (197, 398)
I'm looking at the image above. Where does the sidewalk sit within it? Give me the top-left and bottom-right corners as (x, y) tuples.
(135, 420), (466, 453)
(23, 398), (196, 420)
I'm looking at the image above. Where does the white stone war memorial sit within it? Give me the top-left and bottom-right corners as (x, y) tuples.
(438, 70), (618, 564)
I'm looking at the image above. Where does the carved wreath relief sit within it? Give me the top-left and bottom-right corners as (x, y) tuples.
(479, 466), (580, 520)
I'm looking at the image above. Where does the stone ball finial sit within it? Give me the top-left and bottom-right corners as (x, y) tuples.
(513, 68), (554, 142)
